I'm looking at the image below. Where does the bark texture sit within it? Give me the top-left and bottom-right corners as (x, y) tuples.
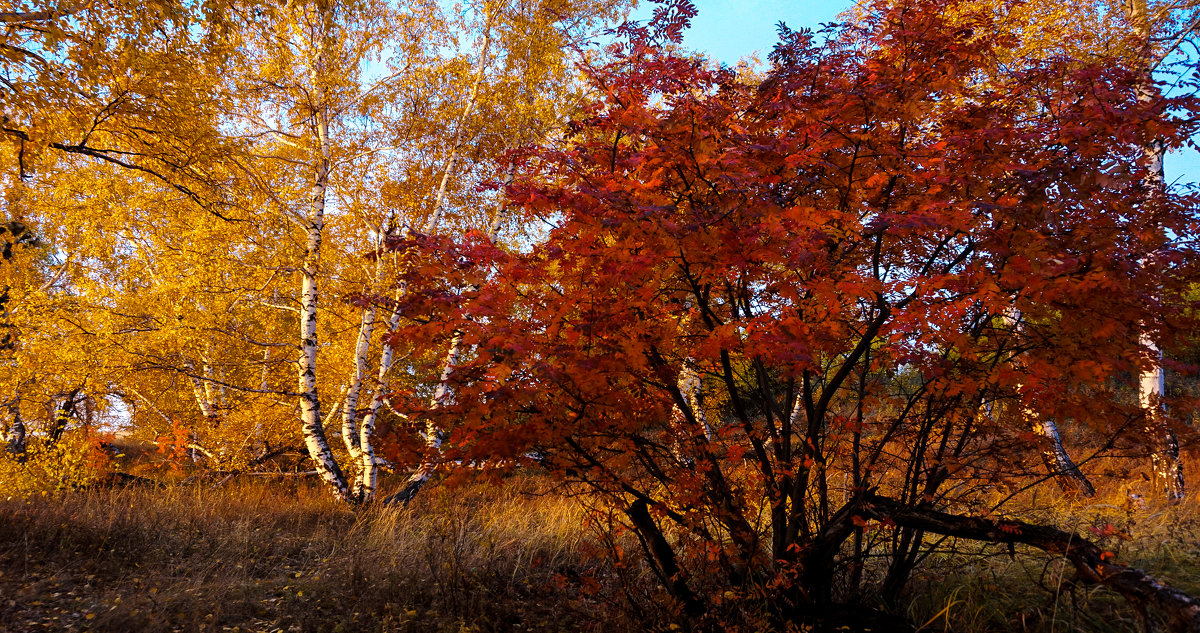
(5, 401), (25, 457)
(297, 95), (351, 503)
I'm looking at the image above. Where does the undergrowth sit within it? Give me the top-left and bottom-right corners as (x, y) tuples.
(2, 472), (1198, 632)
(904, 479), (1200, 633)
(0, 475), (627, 633)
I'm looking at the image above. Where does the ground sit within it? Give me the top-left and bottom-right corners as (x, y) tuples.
(1, 469), (1199, 632)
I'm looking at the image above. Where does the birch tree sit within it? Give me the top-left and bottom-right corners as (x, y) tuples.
(962, 0), (1200, 500)
(0, 0), (246, 217)
(0, 0), (627, 499)
(1126, 0), (1199, 501)
(229, 0), (628, 503)
(999, 307), (1095, 496)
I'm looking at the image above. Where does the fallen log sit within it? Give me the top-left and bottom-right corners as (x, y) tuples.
(863, 493), (1200, 633)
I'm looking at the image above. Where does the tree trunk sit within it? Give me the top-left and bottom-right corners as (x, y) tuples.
(384, 331), (459, 505)
(381, 170), (512, 506)
(368, 17), (496, 505)
(341, 297), (374, 465)
(6, 400), (25, 458)
(1140, 333), (1185, 501)
(298, 95), (351, 503)
(863, 494), (1200, 632)
(254, 345), (271, 458)
(1033, 416), (1096, 497)
(627, 498), (706, 619)
(49, 389), (79, 446)
(1002, 308), (1095, 495)
(423, 13), (494, 235)
(1129, 0), (1186, 501)
(666, 361), (711, 467)
(186, 360), (222, 426)
(356, 298), (403, 503)
(677, 362), (712, 438)
(343, 217), (397, 501)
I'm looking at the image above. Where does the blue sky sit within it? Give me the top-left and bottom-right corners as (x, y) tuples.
(660, 0), (849, 64)
(631, 1), (1198, 185)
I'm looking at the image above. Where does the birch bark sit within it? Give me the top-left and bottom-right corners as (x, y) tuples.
(1139, 331), (1185, 500)
(341, 282), (375, 464)
(342, 219), (397, 502)
(297, 81), (352, 502)
(356, 297), (403, 502)
(369, 20), (501, 502)
(1129, 0), (1186, 501)
(1002, 308), (1094, 496)
(380, 171), (512, 505)
(185, 360), (221, 426)
(336, 7), (500, 505)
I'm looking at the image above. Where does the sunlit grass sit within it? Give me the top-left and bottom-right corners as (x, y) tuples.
(0, 474), (621, 633)
(2, 466), (1198, 632)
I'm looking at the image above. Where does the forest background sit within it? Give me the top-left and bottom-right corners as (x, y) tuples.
(5, 0), (1200, 632)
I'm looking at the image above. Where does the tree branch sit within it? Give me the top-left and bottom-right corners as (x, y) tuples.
(0, 4), (80, 24)
(863, 494), (1200, 633)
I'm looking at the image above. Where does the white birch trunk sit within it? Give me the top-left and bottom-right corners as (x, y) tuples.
(679, 363), (712, 440)
(356, 303), (403, 502)
(201, 353), (224, 421)
(353, 14), (497, 504)
(298, 94), (351, 502)
(1130, 0), (1186, 501)
(129, 388), (174, 427)
(181, 368), (218, 463)
(384, 331), (460, 505)
(341, 217), (398, 500)
(341, 301), (374, 464)
(186, 362), (221, 426)
(1003, 308), (1095, 496)
(379, 170), (512, 505)
(1139, 332), (1185, 500)
(369, 5), (505, 503)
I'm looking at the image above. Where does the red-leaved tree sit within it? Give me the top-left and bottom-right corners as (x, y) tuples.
(390, 0), (1200, 628)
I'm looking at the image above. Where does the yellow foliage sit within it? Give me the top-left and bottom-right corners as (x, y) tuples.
(0, 431), (110, 499)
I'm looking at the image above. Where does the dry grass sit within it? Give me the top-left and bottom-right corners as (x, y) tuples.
(4, 467), (1200, 633)
(0, 474), (632, 633)
(903, 479), (1200, 633)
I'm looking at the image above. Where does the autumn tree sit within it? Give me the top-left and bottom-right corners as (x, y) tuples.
(0, 0), (246, 216)
(0, 203), (116, 494)
(1125, 0), (1200, 501)
(394, 0), (1200, 627)
(233, 0), (629, 504)
(962, 0), (1200, 502)
(0, 0), (629, 499)
(0, 0), (283, 478)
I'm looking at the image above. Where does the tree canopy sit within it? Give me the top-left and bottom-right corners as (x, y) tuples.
(4, 0), (1200, 629)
